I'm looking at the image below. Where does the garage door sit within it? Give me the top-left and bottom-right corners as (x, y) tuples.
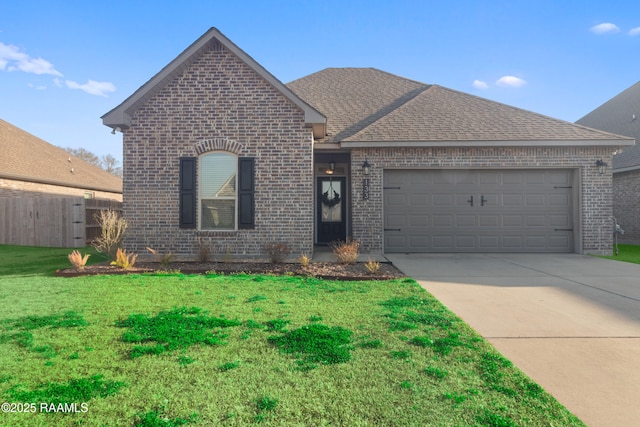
(384, 169), (574, 253)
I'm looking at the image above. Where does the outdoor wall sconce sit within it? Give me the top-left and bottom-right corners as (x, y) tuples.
(362, 160), (371, 176)
(326, 161), (335, 175)
(595, 159), (608, 175)
(362, 160), (371, 200)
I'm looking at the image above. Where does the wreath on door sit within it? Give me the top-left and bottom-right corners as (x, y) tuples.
(321, 189), (341, 207)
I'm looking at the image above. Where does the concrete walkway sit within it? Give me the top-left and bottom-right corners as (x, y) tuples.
(386, 253), (640, 427)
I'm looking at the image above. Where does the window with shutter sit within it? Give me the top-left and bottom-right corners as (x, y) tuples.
(180, 153), (255, 231)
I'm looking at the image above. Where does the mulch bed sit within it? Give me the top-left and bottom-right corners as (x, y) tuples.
(55, 261), (406, 281)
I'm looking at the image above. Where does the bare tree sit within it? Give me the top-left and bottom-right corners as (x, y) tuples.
(66, 147), (101, 168)
(65, 147), (122, 178)
(101, 154), (123, 178)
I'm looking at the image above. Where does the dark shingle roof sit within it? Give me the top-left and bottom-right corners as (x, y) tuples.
(576, 81), (640, 170)
(0, 118), (122, 194)
(288, 68), (632, 146)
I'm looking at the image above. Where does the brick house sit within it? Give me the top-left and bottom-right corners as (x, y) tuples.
(576, 81), (640, 244)
(102, 28), (632, 259)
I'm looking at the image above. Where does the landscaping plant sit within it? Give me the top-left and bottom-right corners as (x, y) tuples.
(110, 248), (137, 269)
(364, 257), (381, 274)
(91, 209), (128, 258)
(330, 239), (360, 264)
(263, 242), (291, 263)
(67, 250), (90, 270)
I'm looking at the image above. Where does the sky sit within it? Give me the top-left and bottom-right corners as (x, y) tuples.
(1, 1), (639, 164)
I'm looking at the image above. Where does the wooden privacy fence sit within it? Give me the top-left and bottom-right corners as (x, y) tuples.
(0, 197), (122, 248)
(85, 199), (123, 245)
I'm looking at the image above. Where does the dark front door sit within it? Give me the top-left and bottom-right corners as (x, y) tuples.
(317, 177), (346, 244)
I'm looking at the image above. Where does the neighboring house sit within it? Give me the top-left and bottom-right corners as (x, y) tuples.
(576, 82), (640, 244)
(0, 118), (122, 201)
(102, 28), (632, 259)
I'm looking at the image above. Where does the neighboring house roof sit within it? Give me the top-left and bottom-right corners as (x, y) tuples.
(288, 68), (633, 147)
(102, 27), (326, 139)
(0, 118), (122, 194)
(576, 81), (640, 171)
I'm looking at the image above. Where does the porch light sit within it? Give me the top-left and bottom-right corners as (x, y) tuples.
(362, 160), (371, 176)
(326, 161), (335, 175)
(595, 159), (608, 175)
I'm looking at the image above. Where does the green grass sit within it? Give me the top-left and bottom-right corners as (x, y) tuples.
(599, 244), (640, 264)
(0, 245), (586, 426)
(0, 245), (108, 277)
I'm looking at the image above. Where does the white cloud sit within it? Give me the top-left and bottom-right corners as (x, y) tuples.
(27, 83), (47, 90)
(472, 80), (489, 90)
(65, 79), (116, 97)
(0, 42), (62, 76)
(496, 76), (526, 88)
(629, 27), (640, 36)
(590, 23), (620, 34)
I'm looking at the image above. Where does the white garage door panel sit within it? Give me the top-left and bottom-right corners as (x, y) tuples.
(384, 169), (574, 253)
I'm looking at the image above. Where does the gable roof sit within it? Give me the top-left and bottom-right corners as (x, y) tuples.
(288, 68), (633, 147)
(102, 27), (326, 138)
(576, 81), (640, 171)
(0, 118), (122, 194)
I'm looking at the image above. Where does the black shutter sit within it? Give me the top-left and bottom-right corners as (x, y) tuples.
(179, 157), (197, 228)
(238, 157), (255, 229)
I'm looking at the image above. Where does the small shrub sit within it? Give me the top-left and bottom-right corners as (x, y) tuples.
(364, 258), (380, 274)
(298, 253), (310, 267)
(197, 242), (212, 263)
(111, 248), (138, 269)
(92, 209), (128, 258)
(263, 242), (291, 263)
(67, 250), (90, 269)
(146, 247), (174, 266)
(330, 239), (360, 264)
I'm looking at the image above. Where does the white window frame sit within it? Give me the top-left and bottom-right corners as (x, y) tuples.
(198, 152), (238, 231)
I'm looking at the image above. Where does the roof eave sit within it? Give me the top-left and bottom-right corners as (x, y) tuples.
(101, 27), (326, 135)
(613, 165), (640, 173)
(0, 172), (122, 194)
(340, 139), (636, 148)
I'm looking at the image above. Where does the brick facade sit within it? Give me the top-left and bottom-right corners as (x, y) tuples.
(613, 169), (640, 244)
(350, 146), (615, 255)
(122, 42), (314, 260)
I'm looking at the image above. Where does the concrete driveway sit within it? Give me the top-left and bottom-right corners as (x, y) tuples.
(386, 253), (640, 427)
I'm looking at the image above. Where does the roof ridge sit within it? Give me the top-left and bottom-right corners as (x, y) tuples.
(333, 84), (431, 141)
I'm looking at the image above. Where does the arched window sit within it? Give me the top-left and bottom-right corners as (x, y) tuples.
(199, 152), (237, 230)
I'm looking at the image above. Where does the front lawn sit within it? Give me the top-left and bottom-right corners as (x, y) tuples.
(599, 244), (640, 265)
(0, 246), (584, 426)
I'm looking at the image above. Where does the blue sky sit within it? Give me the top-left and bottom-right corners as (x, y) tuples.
(1, 1), (639, 163)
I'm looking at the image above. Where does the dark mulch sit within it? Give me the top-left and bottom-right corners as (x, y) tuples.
(56, 261), (406, 281)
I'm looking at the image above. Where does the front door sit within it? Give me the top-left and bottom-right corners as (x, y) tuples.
(317, 177), (346, 244)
